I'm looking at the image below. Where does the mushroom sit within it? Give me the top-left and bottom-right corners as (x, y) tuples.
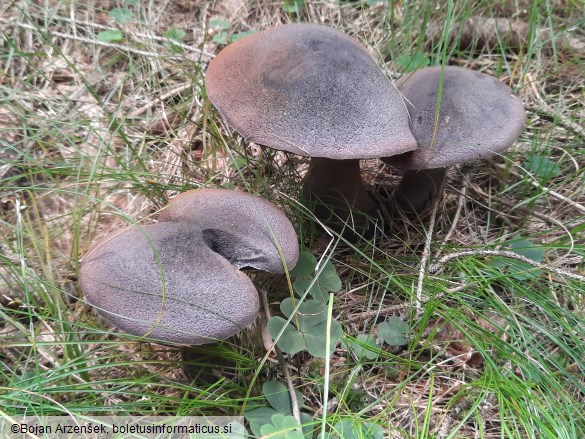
(79, 188), (299, 345)
(382, 66), (526, 214)
(205, 23), (417, 238)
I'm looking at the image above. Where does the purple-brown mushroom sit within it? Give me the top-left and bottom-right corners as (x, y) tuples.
(205, 23), (416, 238)
(383, 66), (526, 214)
(80, 189), (299, 345)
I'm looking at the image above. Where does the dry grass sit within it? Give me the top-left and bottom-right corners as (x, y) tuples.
(1, 0), (584, 438)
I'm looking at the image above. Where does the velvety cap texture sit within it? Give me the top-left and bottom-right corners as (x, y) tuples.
(385, 66), (526, 169)
(206, 23), (417, 159)
(80, 223), (260, 345)
(80, 189), (299, 345)
(158, 188), (299, 273)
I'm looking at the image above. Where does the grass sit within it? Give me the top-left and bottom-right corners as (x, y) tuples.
(1, 0), (584, 438)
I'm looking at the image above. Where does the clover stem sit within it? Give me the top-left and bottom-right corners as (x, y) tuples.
(259, 288), (302, 428)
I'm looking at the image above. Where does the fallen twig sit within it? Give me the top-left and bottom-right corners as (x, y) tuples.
(415, 177), (446, 316)
(429, 249), (585, 282)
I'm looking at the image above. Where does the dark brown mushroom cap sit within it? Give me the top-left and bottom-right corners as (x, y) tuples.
(80, 189), (299, 345)
(206, 23), (417, 159)
(80, 223), (260, 345)
(384, 66), (526, 169)
(158, 188), (298, 273)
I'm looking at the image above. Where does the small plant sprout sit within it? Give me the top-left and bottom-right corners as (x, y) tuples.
(80, 189), (298, 345)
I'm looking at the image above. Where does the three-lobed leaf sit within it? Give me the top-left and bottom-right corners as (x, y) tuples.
(268, 298), (342, 358)
(260, 414), (304, 439)
(231, 30), (255, 42)
(108, 7), (133, 24)
(378, 317), (409, 346)
(523, 154), (561, 181)
(209, 17), (230, 45)
(509, 238), (546, 263)
(326, 420), (384, 439)
(163, 28), (186, 41)
(290, 252), (317, 277)
(304, 319), (343, 358)
(282, 0), (305, 14)
(268, 317), (305, 355)
(245, 381), (311, 438)
(209, 18), (230, 30)
(490, 237), (545, 280)
(263, 381), (303, 416)
(396, 51), (430, 72)
(292, 252), (342, 302)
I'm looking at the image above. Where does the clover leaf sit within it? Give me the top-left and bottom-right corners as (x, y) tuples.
(490, 237), (545, 280)
(245, 381), (313, 438)
(523, 154), (561, 182)
(260, 414), (304, 439)
(396, 51), (430, 72)
(263, 381), (303, 416)
(378, 317), (409, 346)
(291, 252), (342, 302)
(282, 0), (305, 14)
(326, 420), (384, 439)
(97, 29), (124, 42)
(290, 252), (317, 277)
(108, 7), (133, 24)
(268, 298), (343, 358)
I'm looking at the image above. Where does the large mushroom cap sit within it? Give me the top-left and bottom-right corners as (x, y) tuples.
(80, 223), (260, 345)
(384, 66), (526, 169)
(80, 189), (299, 345)
(206, 23), (417, 159)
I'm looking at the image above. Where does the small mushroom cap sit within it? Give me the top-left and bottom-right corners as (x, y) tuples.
(158, 188), (299, 273)
(206, 23), (417, 159)
(80, 223), (260, 345)
(384, 66), (526, 170)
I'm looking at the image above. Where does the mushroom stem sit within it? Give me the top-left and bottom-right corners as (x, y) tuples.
(302, 158), (378, 238)
(392, 167), (446, 215)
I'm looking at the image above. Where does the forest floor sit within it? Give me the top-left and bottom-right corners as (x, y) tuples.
(1, 1), (584, 438)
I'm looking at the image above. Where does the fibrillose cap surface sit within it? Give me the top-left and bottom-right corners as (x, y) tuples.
(158, 188), (299, 273)
(385, 66), (526, 170)
(206, 23), (417, 159)
(80, 223), (260, 345)
(80, 189), (299, 345)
